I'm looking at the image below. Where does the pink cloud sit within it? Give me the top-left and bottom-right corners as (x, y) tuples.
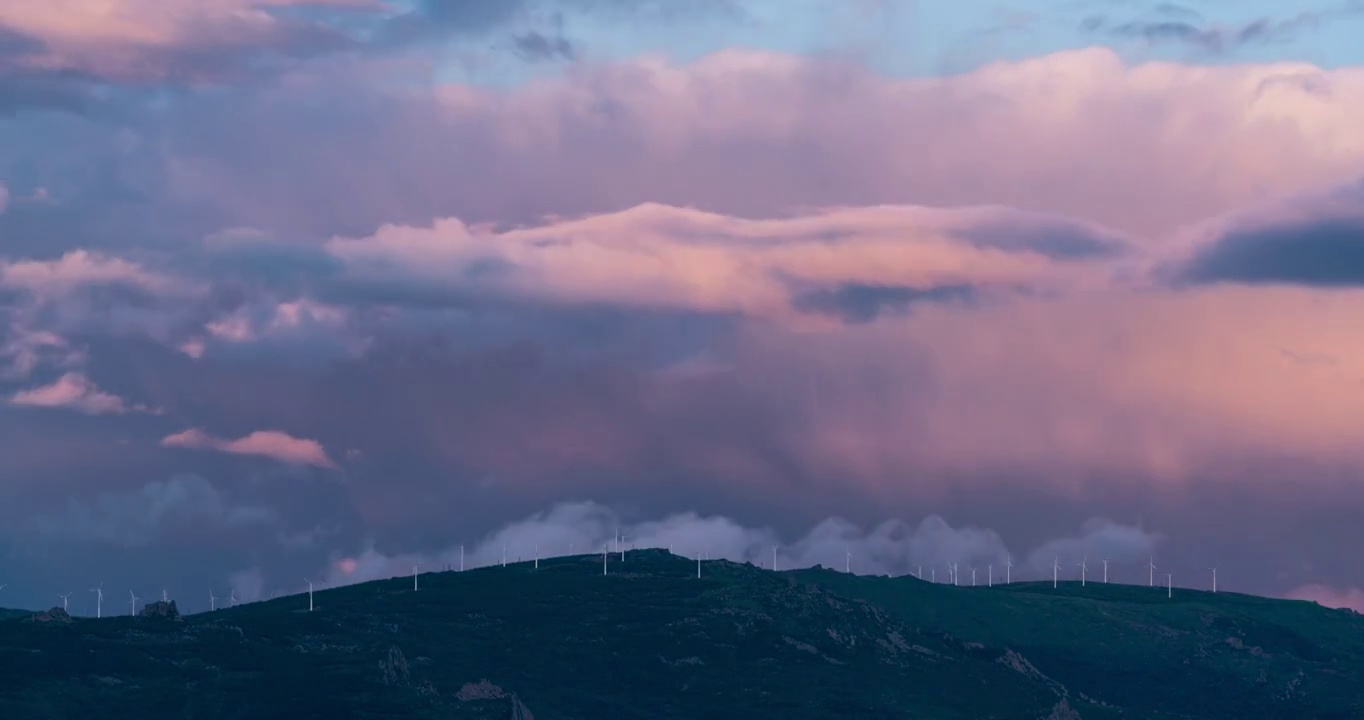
(161, 428), (338, 468)
(1285, 584), (1364, 613)
(7, 372), (134, 415)
(0, 250), (180, 297)
(325, 202), (1121, 320)
(0, 0), (387, 82)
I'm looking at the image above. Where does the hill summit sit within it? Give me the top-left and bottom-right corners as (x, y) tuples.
(0, 549), (1360, 718)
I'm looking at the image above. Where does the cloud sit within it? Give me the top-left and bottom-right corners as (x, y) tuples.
(30, 474), (274, 548)
(161, 427), (338, 468)
(319, 202), (1121, 321)
(140, 46), (1364, 246)
(0, 250), (181, 299)
(1285, 584), (1364, 613)
(1082, 8), (1350, 54)
(318, 501), (1161, 587)
(1175, 213), (1364, 287)
(7, 372), (139, 414)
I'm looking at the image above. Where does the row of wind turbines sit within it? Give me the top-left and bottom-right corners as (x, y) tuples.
(4, 528), (1216, 618)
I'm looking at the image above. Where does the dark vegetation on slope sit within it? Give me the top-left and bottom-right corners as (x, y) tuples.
(0, 549), (1360, 719)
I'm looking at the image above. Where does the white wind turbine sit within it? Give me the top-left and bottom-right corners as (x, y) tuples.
(304, 578), (314, 612)
(620, 535), (626, 561)
(129, 590), (139, 617)
(1051, 557), (1060, 589)
(1211, 567), (1217, 593)
(931, 568), (936, 583)
(502, 544), (507, 568)
(162, 589), (168, 602)
(58, 593), (71, 612)
(91, 584), (104, 618)
(412, 562), (421, 591)
(951, 562), (960, 586)
(845, 547), (851, 574)
(534, 544), (539, 570)
(1102, 559), (1109, 584)
(772, 546), (778, 572)
(229, 590), (238, 608)
(602, 544), (608, 576)
(987, 564), (993, 587)
(1078, 557), (1088, 587)
(917, 565), (923, 580)
(1148, 556), (1156, 587)
(1006, 557), (1013, 584)
(460, 545), (464, 572)
(970, 566), (977, 587)
(1166, 572), (1173, 599)
(209, 589), (217, 612)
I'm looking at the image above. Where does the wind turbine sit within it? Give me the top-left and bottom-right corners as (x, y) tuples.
(1052, 557), (1060, 589)
(534, 544), (539, 570)
(304, 578), (314, 612)
(229, 590), (238, 608)
(1211, 567), (1217, 593)
(1006, 557), (1013, 584)
(951, 562), (960, 586)
(502, 544), (506, 568)
(772, 546), (777, 572)
(620, 535), (626, 562)
(1079, 557), (1088, 587)
(129, 590), (139, 617)
(460, 545), (464, 572)
(1148, 557), (1156, 587)
(412, 562), (421, 590)
(58, 593), (71, 612)
(162, 589), (168, 602)
(697, 550), (702, 579)
(988, 564), (993, 587)
(602, 544), (608, 576)
(917, 565), (923, 580)
(931, 568), (936, 583)
(1102, 559), (1109, 584)
(91, 584), (104, 618)
(845, 548), (851, 574)
(970, 566), (977, 587)
(1166, 572), (1173, 599)
(209, 589), (216, 612)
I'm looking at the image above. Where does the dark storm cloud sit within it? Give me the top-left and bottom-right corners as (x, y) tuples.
(950, 218), (1132, 260)
(1176, 214), (1364, 287)
(791, 283), (977, 324)
(1080, 5), (1358, 54)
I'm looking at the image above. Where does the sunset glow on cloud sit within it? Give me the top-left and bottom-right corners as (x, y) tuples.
(1, 0), (1362, 612)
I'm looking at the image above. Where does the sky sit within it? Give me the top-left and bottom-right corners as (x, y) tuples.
(1, 0), (1363, 616)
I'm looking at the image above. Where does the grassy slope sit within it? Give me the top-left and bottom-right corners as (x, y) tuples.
(0, 551), (1077, 720)
(794, 568), (1364, 719)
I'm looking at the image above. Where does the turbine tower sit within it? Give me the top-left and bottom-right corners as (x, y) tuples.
(1006, 557), (1013, 584)
(460, 545), (464, 572)
(58, 593), (71, 612)
(602, 544), (608, 576)
(970, 566), (977, 587)
(229, 590), (238, 608)
(1211, 567), (1217, 593)
(129, 590), (139, 617)
(304, 578), (314, 612)
(1102, 559), (1109, 584)
(772, 546), (777, 572)
(988, 564), (993, 587)
(534, 544), (539, 570)
(845, 548), (851, 574)
(1079, 557), (1088, 587)
(1052, 557), (1060, 589)
(91, 584), (104, 618)
(1166, 572), (1173, 599)
(209, 589), (216, 612)
(1148, 557), (1157, 587)
(413, 562), (421, 591)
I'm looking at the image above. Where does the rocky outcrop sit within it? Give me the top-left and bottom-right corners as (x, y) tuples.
(26, 607), (72, 623)
(138, 600), (182, 621)
(457, 680), (536, 719)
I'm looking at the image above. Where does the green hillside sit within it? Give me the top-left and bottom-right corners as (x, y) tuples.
(0, 550), (1359, 719)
